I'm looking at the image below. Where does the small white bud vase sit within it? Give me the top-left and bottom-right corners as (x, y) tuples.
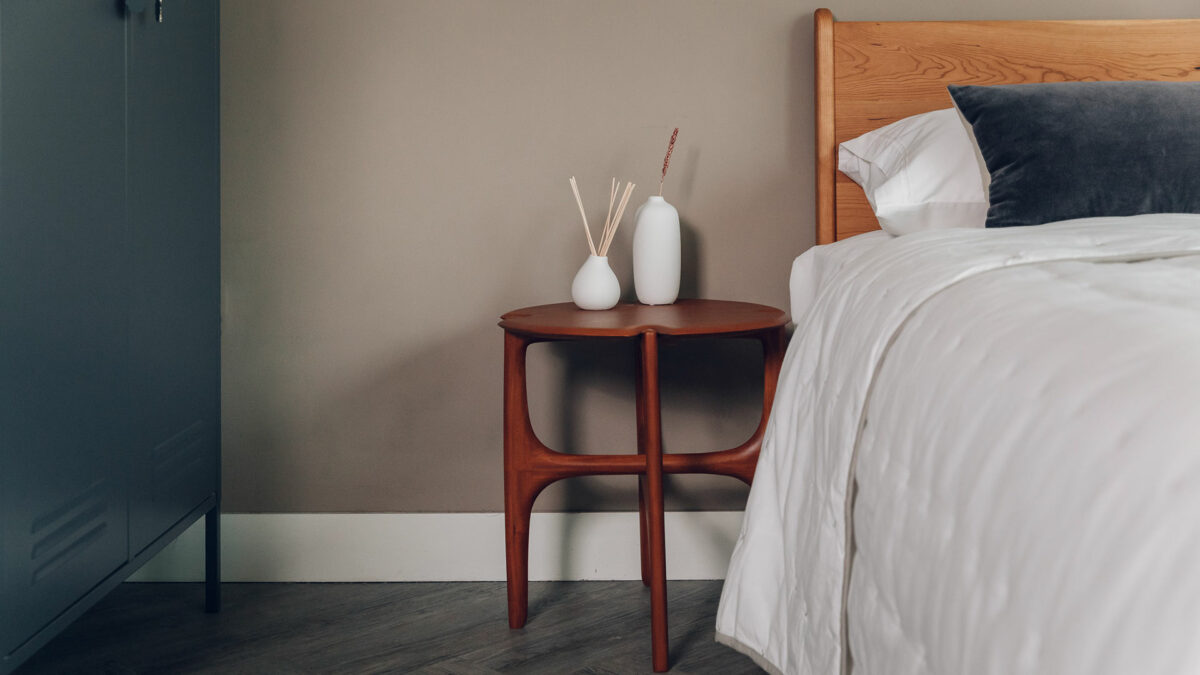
(571, 255), (620, 310)
(632, 195), (681, 305)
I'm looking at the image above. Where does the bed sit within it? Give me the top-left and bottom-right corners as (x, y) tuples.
(716, 10), (1200, 675)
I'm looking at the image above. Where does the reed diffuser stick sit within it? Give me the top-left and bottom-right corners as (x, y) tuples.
(600, 177), (617, 254)
(600, 182), (635, 256)
(569, 176), (597, 256)
(606, 177), (616, 234)
(567, 177), (635, 257)
(658, 128), (679, 197)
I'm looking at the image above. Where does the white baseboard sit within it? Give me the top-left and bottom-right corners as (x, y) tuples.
(129, 511), (745, 582)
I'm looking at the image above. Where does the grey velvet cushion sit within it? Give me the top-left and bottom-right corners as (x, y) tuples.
(948, 81), (1200, 228)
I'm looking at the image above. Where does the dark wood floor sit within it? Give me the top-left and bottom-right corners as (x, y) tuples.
(17, 581), (761, 674)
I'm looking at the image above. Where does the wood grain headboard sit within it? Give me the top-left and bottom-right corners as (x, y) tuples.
(813, 9), (1200, 244)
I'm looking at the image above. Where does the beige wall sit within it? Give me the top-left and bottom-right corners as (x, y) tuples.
(220, 0), (1198, 513)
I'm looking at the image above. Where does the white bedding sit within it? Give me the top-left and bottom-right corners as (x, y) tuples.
(717, 215), (1200, 675)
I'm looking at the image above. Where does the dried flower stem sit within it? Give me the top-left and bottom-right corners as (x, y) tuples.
(659, 127), (679, 197)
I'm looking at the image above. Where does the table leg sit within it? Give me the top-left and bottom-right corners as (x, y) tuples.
(745, 324), (786, 482)
(635, 347), (650, 588)
(761, 325), (786, 426)
(503, 331), (536, 629)
(640, 330), (669, 672)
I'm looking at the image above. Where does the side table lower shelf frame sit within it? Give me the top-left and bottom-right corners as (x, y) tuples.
(502, 324), (785, 672)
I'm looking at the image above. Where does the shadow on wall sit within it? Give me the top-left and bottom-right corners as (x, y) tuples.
(788, 14), (816, 179)
(535, 334), (761, 579)
(680, 219), (702, 300)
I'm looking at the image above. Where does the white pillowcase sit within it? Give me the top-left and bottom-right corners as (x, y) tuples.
(838, 108), (990, 236)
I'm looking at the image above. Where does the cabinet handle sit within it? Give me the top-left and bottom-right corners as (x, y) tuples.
(121, 0), (160, 21)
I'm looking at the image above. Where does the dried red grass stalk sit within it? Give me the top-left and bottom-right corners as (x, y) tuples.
(659, 127), (679, 196)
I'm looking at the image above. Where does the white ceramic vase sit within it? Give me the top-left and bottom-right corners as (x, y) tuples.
(632, 196), (681, 305)
(571, 255), (620, 310)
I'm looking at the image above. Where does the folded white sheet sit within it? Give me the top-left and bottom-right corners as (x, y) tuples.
(788, 230), (891, 322)
(718, 215), (1200, 675)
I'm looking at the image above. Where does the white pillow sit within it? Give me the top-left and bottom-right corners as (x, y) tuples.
(838, 108), (989, 236)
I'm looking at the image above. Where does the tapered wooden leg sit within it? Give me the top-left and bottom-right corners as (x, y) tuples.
(741, 325), (787, 483)
(504, 491), (532, 629)
(640, 330), (669, 672)
(637, 478), (650, 587)
(204, 502), (221, 613)
(635, 348), (651, 587)
(504, 331), (535, 629)
(761, 326), (786, 425)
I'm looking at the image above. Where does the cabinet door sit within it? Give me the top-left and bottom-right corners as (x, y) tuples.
(126, 0), (221, 555)
(0, 1), (131, 657)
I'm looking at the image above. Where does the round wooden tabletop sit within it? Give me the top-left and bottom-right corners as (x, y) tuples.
(499, 299), (787, 339)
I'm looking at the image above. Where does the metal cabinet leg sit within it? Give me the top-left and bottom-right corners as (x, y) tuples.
(205, 502), (220, 613)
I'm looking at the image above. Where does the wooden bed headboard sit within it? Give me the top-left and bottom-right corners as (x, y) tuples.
(813, 9), (1200, 244)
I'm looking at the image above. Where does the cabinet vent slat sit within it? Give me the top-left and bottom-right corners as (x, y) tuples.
(30, 479), (106, 535)
(153, 421), (205, 471)
(31, 523), (108, 585)
(31, 501), (107, 560)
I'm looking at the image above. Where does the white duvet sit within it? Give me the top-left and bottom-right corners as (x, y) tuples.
(716, 215), (1200, 675)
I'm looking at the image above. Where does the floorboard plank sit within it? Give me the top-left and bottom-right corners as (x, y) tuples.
(15, 582), (761, 674)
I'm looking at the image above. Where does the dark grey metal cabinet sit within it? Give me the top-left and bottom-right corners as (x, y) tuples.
(0, 1), (132, 662)
(0, 2), (220, 673)
(126, 0), (220, 557)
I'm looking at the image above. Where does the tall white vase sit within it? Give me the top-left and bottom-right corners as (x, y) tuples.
(632, 196), (681, 305)
(571, 255), (620, 310)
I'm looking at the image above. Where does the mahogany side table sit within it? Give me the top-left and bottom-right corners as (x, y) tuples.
(498, 299), (787, 672)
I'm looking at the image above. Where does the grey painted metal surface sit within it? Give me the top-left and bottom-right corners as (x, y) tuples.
(126, 0), (220, 558)
(0, 1), (132, 659)
(0, 1), (220, 672)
